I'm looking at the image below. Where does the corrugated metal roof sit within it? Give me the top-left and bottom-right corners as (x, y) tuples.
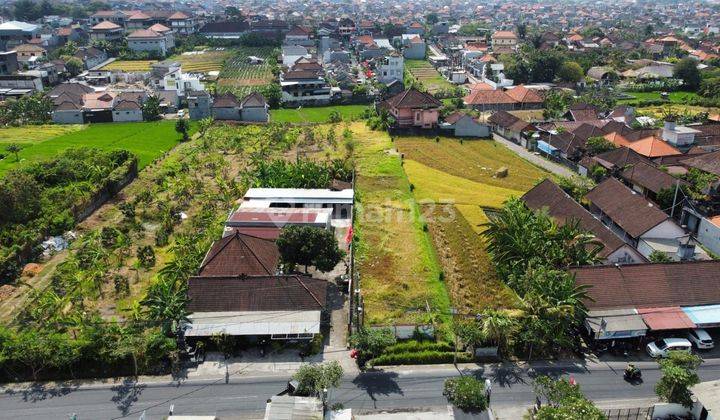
(586, 309), (647, 333)
(185, 311), (321, 337)
(637, 307), (696, 330)
(683, 304), (720, 326)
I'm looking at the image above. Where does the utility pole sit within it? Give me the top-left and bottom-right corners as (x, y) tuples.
(671, 179), (681, 218)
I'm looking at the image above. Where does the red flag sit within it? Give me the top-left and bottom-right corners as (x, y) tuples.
(345, 226), (353, 244)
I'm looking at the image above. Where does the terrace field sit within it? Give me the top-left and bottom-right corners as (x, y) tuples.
(405, 59), (455, 93)
(169, 48), (233, 73)
(100, 60), (157, 71)
(0, 121), (188, 176)
(394, 135), (548, 313)
(352, 123), (450, 326)
(217, 46), (277, 96)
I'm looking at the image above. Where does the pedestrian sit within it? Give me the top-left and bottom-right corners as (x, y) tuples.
(485, 378), (492, 403)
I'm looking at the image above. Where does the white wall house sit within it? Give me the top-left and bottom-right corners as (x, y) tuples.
(161, 68), (204, 97)
(377, 53), (403, 84)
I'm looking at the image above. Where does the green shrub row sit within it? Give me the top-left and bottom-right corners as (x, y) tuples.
(371, 350), (474, 366)
(382, 340), (454, 355)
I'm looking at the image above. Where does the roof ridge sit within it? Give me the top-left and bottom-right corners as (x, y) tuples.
(238, 233), (274, 275)
(294, 276), (323, 308)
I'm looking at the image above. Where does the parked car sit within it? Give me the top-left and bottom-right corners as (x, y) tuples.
(646, 338), (692, 358)
(687, 329), (714, 350)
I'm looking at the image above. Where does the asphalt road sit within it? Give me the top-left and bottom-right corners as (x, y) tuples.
(2, 360), (720, 420)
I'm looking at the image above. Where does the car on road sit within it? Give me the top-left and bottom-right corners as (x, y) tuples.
(646, 338), (692, 358)
(687, 329), (714, 350)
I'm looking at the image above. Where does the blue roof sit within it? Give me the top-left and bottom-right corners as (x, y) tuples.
(682, 304), (720, 326)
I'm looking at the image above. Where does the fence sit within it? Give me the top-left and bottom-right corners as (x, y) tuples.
(602, 407), (652, 420)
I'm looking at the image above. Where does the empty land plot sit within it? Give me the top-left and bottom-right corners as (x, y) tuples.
(170, 49), (232, 73)
(352, 123), (450, 326)
(425, 205), (519, 313)
(270, 105), (367, 123)
(396, 136), (548, 191)
(405, 59), (454, 93)
(217, 47), (277, 96)
(100, 60), (157, 71)
(0, 124), (85, 145)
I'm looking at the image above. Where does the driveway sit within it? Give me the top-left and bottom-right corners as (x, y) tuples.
(492, 133), (577, 179)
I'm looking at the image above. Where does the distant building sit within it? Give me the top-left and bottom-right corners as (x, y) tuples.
(210, 92), (269, 122)
(14, 44), (46, 68)
(491, 30), (518, 54)
(0, 51), (19, 75)
(198, 21), (249, 39)
(0, 21), (40, 50)
(377, 52), (404, 84)
(187, 90), (212, 120)
(379, 88), (442, 129)
(127, 28), (173, 56)
(89, 21), (123, 42)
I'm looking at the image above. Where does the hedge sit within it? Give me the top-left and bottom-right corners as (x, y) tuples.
(382, 340), (454, 355)
(371, 350), (474, 366)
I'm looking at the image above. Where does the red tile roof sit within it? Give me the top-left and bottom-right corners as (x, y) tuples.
(383, 88), (442, 109)
(198, 230), (279, 277)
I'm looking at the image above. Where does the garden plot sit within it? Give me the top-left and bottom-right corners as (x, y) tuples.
(100, 60), (157, 71)
(404, 59), (455, 93)
(217, 47), (277, 96)
(171, 49), (232, 73)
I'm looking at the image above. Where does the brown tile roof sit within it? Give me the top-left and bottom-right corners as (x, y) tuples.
(572, 261), (720, 310)
(212, 92), (242, 108)
(522, 179), (627, 258)
(464, 89), (515, 105)
(593, 146), (653, 170)
(168, 12), (190, 20)
(187, 275), (327, 312)
(568, 103), (599, 121)
(198, 230), (279, 277)
(444, 111), (475, 125)
(91, 21), (122, 30)
(127, 29), (163, 39)
(682, 150), (720, 176)
(148, 23), (171, 33)
(383, 88), (442, 109)
(693, 124), (720, 147)
(487, 110), (534, 132)
(620, 162), (681, 194)
(504, 85), (543, 104)
(585, 177), (670, 238)
(240, 92), (267, 108)
(492, 30), (517, 39)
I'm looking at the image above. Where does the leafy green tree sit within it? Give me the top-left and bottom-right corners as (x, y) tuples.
(260, 83), (281, 109)
(65, 57), (84, 76)
(543, 90), (571, 120)
(276, 225), (345, 273)
(293, 361), (344, 397)
(425, 13), (438, 25)
(586, 136), (616, 155)
(142, 95), (162, 121)
(197, 117), (214, 137)
(0, 171), (41, 224)
(557, 61), (584, 83)
(656, 351), (702, 407)
(649, 250), (672, 263)
(532, 376), (606, 420)
(175, 118), (190, 141)
(443, 376), (488, 412)
(5, 143), (22, 162)
(673, 58), (701, 91)
(516, 22), (527, 39)
(13, 0), (40, 21)
(349, 327), (396, 361)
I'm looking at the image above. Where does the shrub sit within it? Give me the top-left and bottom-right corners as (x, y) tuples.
(382, 340), (454, 354)
(443, 376), (488, 411)
(371, 350), (473, 365)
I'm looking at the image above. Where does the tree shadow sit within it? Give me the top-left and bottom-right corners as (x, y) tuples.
(4, 381), (81, 403)
(487, 364), (527, 388)
(111, 378), (146, 416)
(351, 371), (404, 409)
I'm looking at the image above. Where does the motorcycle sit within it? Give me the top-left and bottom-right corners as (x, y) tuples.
(623, 364), (642, 382)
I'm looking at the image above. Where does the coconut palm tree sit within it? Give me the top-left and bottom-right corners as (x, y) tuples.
(479, 309), (517, 355)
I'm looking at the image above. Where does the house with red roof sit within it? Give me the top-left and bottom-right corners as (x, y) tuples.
(491, 30), (518, 54)
(127, 27), (173, 56)
(380, 88), (442, 128)
(89, 20), (123, 42)
(464, 85), (544, 112)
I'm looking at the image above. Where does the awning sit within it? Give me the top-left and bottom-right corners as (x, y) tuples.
(184, 310), (321, 337)
(637, 307), (696, 331)
(586, 309), (647, 340)
(683, 304), (720, 327)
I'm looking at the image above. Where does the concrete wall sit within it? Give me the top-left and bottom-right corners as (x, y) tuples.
(641, 219), (686, 241)
(403, 43), (425, 59)
(188, 97), (211, 120)
(697, 217), (720, 257)
(212, 107), (240, 120)
(52, 110), (83, 124)
(112, 109), (143, 122)
(606, 245), (645, 265)
(241, 106), (268, 122)
(128, 39), (167, 55)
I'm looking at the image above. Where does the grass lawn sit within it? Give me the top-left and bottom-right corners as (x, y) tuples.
(352, 122), (451, 326)
(100, 60), (157, 71)
(405, 60), (455, 93)
(0, 121), (187, 176)
(637, 104), (720, 119)
(619, 90), (700, 104)
(270, 105), (368, 124)
(0, 124), (84, 145)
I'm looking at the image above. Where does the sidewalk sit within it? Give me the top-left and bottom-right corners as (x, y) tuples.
(492, 133), (577, 179)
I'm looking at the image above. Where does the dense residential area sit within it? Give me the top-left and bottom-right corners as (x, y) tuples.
(0, 0), (720, 419)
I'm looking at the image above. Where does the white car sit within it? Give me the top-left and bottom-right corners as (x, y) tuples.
(687, 329), (715, 350)
(646, 338), (692, 358)
(178, 110), (186, 118)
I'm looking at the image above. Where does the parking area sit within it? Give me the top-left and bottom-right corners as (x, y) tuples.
(591, 327), (720, 362)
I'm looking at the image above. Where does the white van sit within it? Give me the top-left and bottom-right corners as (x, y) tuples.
(646, 338), (692, 358)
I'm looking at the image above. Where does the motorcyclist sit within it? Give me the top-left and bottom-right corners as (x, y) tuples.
(625, 363), (640, 378)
